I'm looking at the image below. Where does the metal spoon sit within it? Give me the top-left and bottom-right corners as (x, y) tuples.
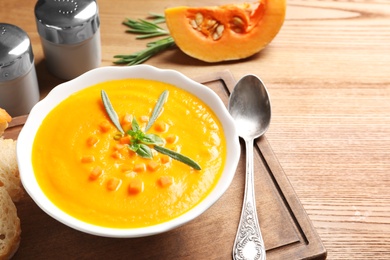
(228, 74), (271, 260)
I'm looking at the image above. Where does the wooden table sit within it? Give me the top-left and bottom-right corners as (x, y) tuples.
(1, 0), (389, 259)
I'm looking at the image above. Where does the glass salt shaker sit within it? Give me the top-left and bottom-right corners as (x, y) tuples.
(0, 23), (40, 117)
(35, 0), (101, 80)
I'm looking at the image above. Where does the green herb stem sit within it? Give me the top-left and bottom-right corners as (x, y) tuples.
(147, 13), (167, 24)
(114, 13), (176, 66)
(123, 18), (169, 39)
(114, 36), (175, 66)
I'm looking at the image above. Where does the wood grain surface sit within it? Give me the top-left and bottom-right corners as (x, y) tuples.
(1, 0), (389, 259)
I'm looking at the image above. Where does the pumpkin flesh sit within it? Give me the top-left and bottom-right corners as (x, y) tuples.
(165, 0), (286, 62)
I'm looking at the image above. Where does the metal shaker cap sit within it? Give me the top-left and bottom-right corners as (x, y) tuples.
(0, 24), (34, 82)
(35, 0), (100, 45)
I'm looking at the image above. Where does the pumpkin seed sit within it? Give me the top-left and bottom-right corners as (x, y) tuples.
(195, 13), (203, 26)
(231, 16), (245, 33)
(212, 24), (224, 40)
(232, 16), (244, 27)
(206, 19), (217, 29)
(190, 19), (198, 29)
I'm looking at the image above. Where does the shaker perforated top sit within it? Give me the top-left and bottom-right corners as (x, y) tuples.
(35, 0), (100, 44)
(0, 23), (34, 82)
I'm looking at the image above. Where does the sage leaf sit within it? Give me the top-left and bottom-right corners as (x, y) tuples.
(145, 90), (169, 131)
(141, 134), (164, 145)
(154, 145), (201, 170)
(101, 90), (125, 134)
(132, 117), (141, 132)
(137, 144), (153, 158)
(129, 143), (140, 152)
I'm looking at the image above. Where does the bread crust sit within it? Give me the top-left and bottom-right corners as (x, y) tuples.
(0, 187), (21, 260)
(0, 138), (24, 202)
(0, 108), (22, 259)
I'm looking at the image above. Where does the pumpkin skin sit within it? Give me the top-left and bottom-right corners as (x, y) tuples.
(164, 0), (286, 62)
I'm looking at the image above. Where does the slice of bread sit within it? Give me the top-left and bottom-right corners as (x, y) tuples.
(0, 108), (11, 137)
(0, 187), (21, 260)
(0, 138), (24, 202)
(0, 107), (22, 259)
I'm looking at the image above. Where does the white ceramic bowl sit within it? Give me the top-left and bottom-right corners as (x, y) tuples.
(17, 65), (240, 238)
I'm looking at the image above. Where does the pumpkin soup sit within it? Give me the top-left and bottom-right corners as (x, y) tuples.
(32, 79), (226, 228)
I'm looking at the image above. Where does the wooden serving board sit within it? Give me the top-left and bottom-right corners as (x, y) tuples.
(4, 71), (326, 260)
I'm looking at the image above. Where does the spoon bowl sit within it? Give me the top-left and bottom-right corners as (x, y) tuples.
(228, 74), (271, 260)
(228, 75), (271, 140)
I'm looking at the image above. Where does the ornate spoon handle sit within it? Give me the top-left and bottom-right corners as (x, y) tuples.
(233, 138), (266, 260)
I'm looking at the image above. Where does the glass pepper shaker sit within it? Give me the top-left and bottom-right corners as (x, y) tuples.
(35, 0), (101, 80)
(0, 23), (40, 117)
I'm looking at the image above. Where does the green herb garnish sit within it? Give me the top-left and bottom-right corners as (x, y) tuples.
(101, 90), (201, 170)
(113, 14), (176, 66)
(114, 37), (175, 66)
(145, 90), (168, 131)
(101, 90), (125, 134)
(127, 117), (164, 158)
(154, 145), (201, 170)
(123, 17), (169, 39)
(147, 13), (167, 24)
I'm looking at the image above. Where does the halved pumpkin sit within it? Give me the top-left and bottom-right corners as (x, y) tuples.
(165, 0), (286, 62)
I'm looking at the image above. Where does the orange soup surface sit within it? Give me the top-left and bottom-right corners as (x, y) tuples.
(32, 79), (226, 228)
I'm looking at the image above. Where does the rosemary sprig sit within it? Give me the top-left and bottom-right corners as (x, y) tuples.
(114, 13), (176, 66)
(101, 90), (201, 170)
(123, 18), (169, 39)
(147, 13), (167, 24)
(113, 36), (175, 66)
